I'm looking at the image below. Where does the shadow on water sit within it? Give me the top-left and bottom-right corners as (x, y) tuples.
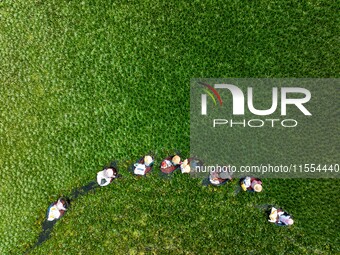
(24, 180), (101, 254)
(24, 161), (122, 254)
(69, 180), (99, 200)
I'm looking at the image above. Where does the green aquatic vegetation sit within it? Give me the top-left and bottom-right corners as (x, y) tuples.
(0, 0), (339, 254)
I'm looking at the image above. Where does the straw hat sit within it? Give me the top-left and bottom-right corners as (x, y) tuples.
(171, 155), (181, 165)
(253, 183), (262, 192)
(181, 159), (191, 173)
(144, 155), (153, 166)
(183, 165), (190, 173)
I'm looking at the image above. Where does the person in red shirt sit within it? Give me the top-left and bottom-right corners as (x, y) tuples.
(160, 155), (181, 174)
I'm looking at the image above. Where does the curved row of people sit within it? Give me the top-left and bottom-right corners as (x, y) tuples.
(46, 154), (293, 227)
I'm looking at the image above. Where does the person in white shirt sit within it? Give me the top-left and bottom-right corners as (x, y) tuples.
(134, 155), (154, 175)
(209, 166), (233, 186)
(97, 167), (118, 186)
(268, 207), (294, 226)
(47, 198), (69, 221)
(27, 197), (70, 251)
